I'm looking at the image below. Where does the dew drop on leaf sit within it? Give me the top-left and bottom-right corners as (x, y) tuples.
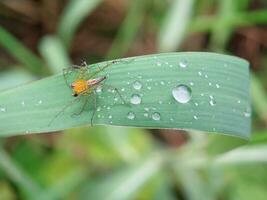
(172, 84), (192, 104)
(130, 94), (141, 105)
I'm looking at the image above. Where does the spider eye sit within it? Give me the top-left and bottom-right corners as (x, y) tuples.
(72, 93), (78, 97)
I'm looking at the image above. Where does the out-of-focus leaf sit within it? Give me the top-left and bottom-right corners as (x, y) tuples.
(39, 36), (71, 74)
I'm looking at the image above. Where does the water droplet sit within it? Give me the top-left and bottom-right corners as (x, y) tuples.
(144, 107), (149, 111)
(172, 84), (192, 104)
(114, 97), (118, 102)
(96, 86), (102, 93)
(193, 115), (198, 120)
(209, 100), (216, 106)
(237, 100), (241, 104)
(130, 94), (141, 105)
(208, 82), (212, 86)
(156, 62), (162, 67)
(21, 101), (25, 107)
(133, 81), (142, 90)
(198, 71), (202, 76)
(244, 107), (251, 118)
(189, 82), (194, 86)
(209, 95), (214, 99)
(159, 100), (163, 104)
(0, 106), (6, 112)
(169, 64), (173, 68)
(200, 93), (204, 97)
(144, 113), (149, 117)
(204, 74), (208, 78)
(179, 60), (188, 68)
(160, 81), (165, 85)
(127, 111), (135, 120)
(37, 100), (42, 105)
(147, 86), (152, 90)
(121, 88), (125, 92)
(152, 112), (161, 121)
(97, 114), (101, 118)
(107, 106), (111, 110)
(97, 107), (101, 112)
(194, 102), (199, 106)
(137, 75), (142, 79)
(215, 84), (220, 88)
(170, 118), (174, 122)
(165, 61), (169, 65)
(108, 115), (112, 119)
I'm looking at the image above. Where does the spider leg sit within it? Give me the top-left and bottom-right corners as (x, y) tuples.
(71, 95), (89, 117)
(101, 83), (128, 105)
(90, 91), (97, 126)
(48, 95), (82, 126)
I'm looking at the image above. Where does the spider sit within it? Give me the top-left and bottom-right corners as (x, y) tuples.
(49, 59), (128, 126)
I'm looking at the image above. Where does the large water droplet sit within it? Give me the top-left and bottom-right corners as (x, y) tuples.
(127, 111), (135, 120)
(130, 94), (141, 105)
(172, 84), (192, 104)
(152, 112), (161, 121)
(179, 60), (188, 68)
(133, 81), (142, 90)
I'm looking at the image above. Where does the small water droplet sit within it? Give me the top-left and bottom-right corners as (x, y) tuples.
(170, 118), (174, 122)
(172, 84), (192, 104)
(200, 93), (204, 97)
(107, 106), (111, 110)
(194, 102), (199, 106)
(160, 81), (165, 85)
(189, 82), (194, 86)
(130, 94), (141, 105)
(169, 64), (173, 68)
(21, 101), (25, 106)
(209, 95), (214, 99)
(137, 75), (142, 79)
(147, 86), (152, 90)
(204, 74), (208, 78)
(193, 115), (198, 120)
(144, 107), (149, 111)
(127, 111), (135, 120)
(108, 115), (112, 119)
(179, 60), (188, 68)
(0, 106), (6, 112)
(208, 82), (212, 86)
(121, 88), (125, 92)
(209, 100), (216, 106)
(114, 97), (118, 102)
(144, 113), (149, 117)
(133, 81), (142, 90)
(215, 84), (220, 88)
(244, 107), (251, 118)
(97, 114), (101, 118)
(96, 86), (102, 93)
(165, 61), (169, 65)
(152, 112), (161, 121)
(156, 62), (162, 67)
(198, 71), (202, 76)
(159, 100), (163, 104)
(97, 107), (101, 112)
(37, 100), (42, 105)
(237, 100), (241, 104)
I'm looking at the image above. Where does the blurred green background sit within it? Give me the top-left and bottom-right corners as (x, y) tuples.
(0, 0), (267, 199)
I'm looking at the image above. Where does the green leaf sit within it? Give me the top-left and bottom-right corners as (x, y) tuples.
(0, 53), (250, 138)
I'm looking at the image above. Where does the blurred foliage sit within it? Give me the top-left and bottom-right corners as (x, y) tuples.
(0, 0), (267, 199)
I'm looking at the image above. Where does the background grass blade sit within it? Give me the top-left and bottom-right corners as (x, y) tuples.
(58, 0), (102, 47)
(0, 53), (250, 138)
(39, 36), (71, 74)
(0, 26), (48, 76)
(158, 0), (195, 52)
